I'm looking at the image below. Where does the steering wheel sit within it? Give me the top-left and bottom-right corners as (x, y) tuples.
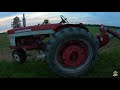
(60, 15), (69, 24)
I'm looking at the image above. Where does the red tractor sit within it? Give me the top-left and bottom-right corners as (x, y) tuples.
(7, 15), (120, 77)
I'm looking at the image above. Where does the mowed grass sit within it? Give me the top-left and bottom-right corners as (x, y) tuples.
(0, 33), (9, 48)
(0, 26), (120, 78)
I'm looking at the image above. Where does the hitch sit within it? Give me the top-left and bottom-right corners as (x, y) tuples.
(96, 24), (120, 48)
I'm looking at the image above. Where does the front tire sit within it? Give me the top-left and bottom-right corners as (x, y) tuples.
(45, 27), (99, 77)
(12, 49), (27, 63)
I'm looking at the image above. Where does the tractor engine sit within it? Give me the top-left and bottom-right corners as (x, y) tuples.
(15, 34), (48, 50)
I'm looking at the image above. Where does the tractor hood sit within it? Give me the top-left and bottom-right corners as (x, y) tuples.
(7, 24), (61, 34)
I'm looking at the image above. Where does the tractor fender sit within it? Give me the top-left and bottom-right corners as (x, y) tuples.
(54, 24), (89, 32)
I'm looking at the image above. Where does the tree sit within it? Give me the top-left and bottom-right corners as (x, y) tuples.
(11, 16), (21, 28)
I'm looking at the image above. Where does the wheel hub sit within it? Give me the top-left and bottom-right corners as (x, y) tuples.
(13, 54), (20, 62)
(70, 51), (79, 62)
(57, 40), (88, 68)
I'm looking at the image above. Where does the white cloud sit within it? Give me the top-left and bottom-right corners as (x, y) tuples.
(0, 12), (64, 32)
(1, 12), (120, 33)
(0, 29), (8, 33)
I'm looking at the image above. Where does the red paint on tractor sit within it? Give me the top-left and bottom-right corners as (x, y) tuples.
(7, 24), (61, 34)
(96, 34), (110, 48)
(57, 40), (88, 68)
(107, 28), (120, 39)
(10, 44), (38, 50)
(96, 25), (110, 48)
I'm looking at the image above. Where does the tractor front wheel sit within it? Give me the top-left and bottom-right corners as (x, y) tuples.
(12, 49), (27, 63)
(45, 27), (99, 77)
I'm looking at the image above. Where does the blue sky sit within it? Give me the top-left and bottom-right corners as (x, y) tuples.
(0, 12), (120, 33)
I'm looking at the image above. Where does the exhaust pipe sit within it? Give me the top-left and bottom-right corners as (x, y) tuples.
(23, 14), (26, 27)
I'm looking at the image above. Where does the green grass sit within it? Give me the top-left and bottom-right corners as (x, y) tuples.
(0, 33), (9, 48)
(0, 26), (120, 78)
(0, 61), (58, 78)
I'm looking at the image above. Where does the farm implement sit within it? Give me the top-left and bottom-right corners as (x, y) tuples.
(7, 15), (120, 77)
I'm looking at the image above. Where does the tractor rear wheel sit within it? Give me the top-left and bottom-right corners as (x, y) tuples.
(45, 27), (99, 77)
(12, 49), (27, 63)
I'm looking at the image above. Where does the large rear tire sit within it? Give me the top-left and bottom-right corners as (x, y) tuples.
(45, 27), (99, 77)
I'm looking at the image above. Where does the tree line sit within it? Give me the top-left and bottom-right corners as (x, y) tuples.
(1, 24), (120, 34)
(84, 24), (120, 29)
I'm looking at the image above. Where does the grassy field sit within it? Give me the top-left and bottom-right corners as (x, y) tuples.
(0, 26), (120, 78)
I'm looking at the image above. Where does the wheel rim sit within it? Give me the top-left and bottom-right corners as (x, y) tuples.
(57, 40), (89, 68)
(13, 54), (20, 62)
